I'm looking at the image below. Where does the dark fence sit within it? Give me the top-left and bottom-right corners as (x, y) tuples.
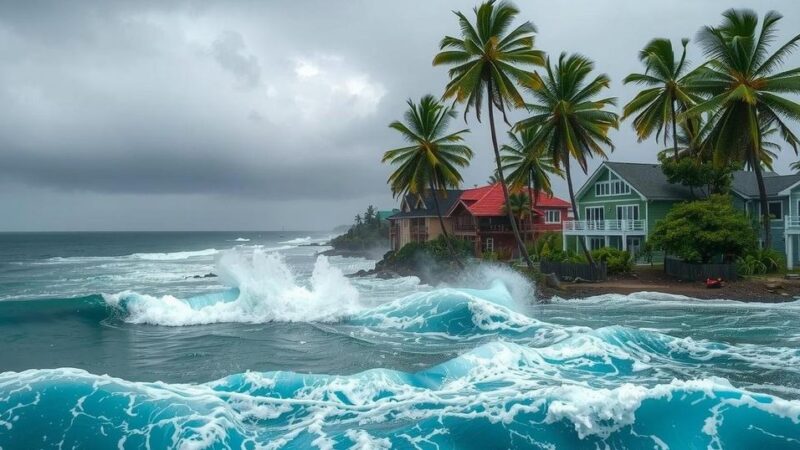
(664, 257), (738, 281)
(541, 260), (608, 282)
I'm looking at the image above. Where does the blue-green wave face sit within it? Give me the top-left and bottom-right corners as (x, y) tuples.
(2, 343), (799, 449)
(2, 239), (800, 449)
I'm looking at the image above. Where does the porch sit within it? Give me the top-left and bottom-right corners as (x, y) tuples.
(784, 216), (800, 270)
(562, 220), (647, 252)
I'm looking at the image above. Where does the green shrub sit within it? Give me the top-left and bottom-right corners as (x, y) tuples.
(542, 246), (633, 275)
(390, 235), (473, 266)
(528, 232), (563, 261)
(482, 251), (499, 261)
(649, 195), (757, 263)
(591, 247), (633, 274)
(736, 248), (785, 276)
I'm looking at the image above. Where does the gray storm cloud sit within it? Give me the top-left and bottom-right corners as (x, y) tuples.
(0, 0), (798, 230)
(212, 30), (262, 90)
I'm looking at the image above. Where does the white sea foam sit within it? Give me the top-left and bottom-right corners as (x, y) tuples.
(130, 248), (220, 261)
(280, 236), (312, 245)
(104, 249), (361, 325)
(44, 248), (220, 263)
(233, 237), (250, 242)
(552, 292), (800, 310)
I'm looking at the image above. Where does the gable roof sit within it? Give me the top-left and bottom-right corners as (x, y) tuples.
(731, 171), (800, 198)
(603, 162), (692, 200)
(388, 184), (572, 220)
(593, 161), (800, 201)
(461, 183), (570, 217)
(388, 190), (463, 219)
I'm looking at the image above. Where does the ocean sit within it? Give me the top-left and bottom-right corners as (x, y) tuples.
(0, 232), (799, 449)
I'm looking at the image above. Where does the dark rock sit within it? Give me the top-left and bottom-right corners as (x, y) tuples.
(544, 273), (562, 290)
(189, 273), (217, 279)
(376, 270), (400, 279)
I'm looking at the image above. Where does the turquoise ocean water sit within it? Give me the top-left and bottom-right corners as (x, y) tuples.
(1, 232), (799, 449)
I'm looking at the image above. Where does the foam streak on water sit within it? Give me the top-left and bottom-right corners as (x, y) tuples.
(2, 235), (800, 448)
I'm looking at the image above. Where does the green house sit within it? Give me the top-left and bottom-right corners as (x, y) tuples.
(564, 161), (800, 268)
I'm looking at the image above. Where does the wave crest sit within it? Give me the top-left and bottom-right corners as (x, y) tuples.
(105, 249), (360, 325)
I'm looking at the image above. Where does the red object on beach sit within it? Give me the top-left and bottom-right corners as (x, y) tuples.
(705, 278), (724, 289)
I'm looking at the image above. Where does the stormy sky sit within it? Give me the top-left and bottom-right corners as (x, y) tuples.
(1, 1), (799, 231)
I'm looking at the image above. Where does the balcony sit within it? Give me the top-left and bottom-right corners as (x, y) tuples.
(563, 219), (647, 235)
(785, 216), (800, 233)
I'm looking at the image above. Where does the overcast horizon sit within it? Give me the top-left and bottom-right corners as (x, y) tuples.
(1, 0), (799, 232)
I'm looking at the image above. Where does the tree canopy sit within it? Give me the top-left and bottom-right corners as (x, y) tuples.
(649, 195), (756, 263)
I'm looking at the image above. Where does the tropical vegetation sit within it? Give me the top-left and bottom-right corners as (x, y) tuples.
(382, 95), (473, 265)
(433, 0), (543, 268)
(375, 4), (800, 274)
(649, 195), (757, 264)
(515, 52), (619, 266)
(501, 128), (563, 210)
(623, 38), (701, 158)
(330, 205), (390, 252)
(684, 9), (800, 250)
(501, 192), (532, 237)
(539, 246), (633, 275)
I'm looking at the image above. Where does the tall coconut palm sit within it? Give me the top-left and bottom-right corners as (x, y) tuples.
(686, 9), (800, 249)
(382, 95), (474, 265)
(501, 127), (563, 211)
(516, 53), (619, 265)
(623, 38), (701, 158)
(432, 0), (544, 268)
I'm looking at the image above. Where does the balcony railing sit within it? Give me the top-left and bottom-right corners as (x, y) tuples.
(454, 222), (476, 232)
(563, 219), (646, 233)
(786, 216), (800, 229)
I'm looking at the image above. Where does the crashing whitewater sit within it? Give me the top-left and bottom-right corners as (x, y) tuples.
(2, 248), (800, 449)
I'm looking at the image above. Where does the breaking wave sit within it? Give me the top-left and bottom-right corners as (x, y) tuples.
(104, 249), (361, 325)
(2, 343), (799, 449)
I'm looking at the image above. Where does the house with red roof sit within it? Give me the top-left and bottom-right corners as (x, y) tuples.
(388, 184), (571, 258)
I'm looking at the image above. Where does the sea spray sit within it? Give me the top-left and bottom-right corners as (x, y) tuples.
(2, 345), (799, 449)
(104, 249), (361, 325)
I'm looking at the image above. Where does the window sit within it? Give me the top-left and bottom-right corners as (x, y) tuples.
(544, 210), (561, 224)
(595, 180), (631, 197)
(768, 201), (783, 221)
(585, 207), (604, 222)
(588, 237), (605, 250)
(482, 237), (494, 253)
(616, 205), (640, 221)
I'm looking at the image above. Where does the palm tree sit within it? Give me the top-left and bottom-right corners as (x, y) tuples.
(516, 53), (619, 265)
(501, 127), (563, 215)
(685, 9), (800, 249)
(382, 95), (474, 265)
(432, 0), (543, 268)
(502, 192), (532, 241)
(623, 38), (701, 158)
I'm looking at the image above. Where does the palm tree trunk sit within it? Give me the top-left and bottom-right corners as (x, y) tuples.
(564, 155), (596, 266)
(486, 80), (534, 269)
(528, 177), (534, 243)
(429, 180), (464, 269)
(670, 99), (679, 159)
(753, 154), (771, 250)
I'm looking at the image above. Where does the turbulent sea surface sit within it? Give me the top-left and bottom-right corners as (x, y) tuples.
(1, 232), (800, 449)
